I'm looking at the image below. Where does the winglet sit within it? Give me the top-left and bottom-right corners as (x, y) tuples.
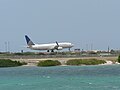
(56, 41), (59, 46)
(25, 35), (35, 46)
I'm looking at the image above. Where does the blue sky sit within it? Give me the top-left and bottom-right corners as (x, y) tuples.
(0, 0), (120, 52)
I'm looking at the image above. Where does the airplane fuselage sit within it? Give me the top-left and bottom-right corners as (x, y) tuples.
(28, 42), (73, 50)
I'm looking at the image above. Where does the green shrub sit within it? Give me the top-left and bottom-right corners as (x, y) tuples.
(37, 60), (61, 67)
(0, 59), (27, 67)
(118, 55), (120, 63)
(14, 52), (36, 55)
(66, 59), (106, 66)
(14, 53), (23, 55)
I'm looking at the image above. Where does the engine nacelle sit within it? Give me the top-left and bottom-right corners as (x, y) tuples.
(57, 47), (63, 50)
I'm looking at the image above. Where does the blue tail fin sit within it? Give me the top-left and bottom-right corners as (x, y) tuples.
(25, 35), (35, 46)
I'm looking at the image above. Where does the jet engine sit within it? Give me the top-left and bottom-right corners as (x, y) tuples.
(57, 47), (63, 50)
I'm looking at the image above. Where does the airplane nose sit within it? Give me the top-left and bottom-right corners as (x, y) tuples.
(71, 44), (74, 47)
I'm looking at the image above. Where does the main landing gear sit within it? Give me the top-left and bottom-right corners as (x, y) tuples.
(47, 50), (54, 52)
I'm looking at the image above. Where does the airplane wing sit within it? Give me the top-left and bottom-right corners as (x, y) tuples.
(53, 41), (63, 50)
(49, 42), (59, 50)
(54, 41), (59, 50)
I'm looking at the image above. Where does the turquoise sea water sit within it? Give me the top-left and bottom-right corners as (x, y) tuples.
(0, 65), (120, 90)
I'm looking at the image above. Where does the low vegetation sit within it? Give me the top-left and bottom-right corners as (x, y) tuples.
(66, 59), (106, 66)
(0, 59), (27, 67)
(118, 55), (120, 63)
(37, 60), (61, 67)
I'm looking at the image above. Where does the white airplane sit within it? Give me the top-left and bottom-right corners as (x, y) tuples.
(25, 35), (74, 52)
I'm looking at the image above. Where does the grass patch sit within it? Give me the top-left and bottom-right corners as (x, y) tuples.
(0, 59), (27, 67)
(37, 60), (61, 67)
(66, 59), (106, 66)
